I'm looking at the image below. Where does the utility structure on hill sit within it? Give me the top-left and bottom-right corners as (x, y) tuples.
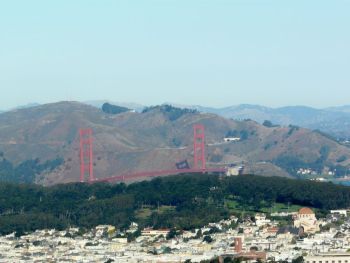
(79, 124), (225, 183)
(79, 128), (94, 183)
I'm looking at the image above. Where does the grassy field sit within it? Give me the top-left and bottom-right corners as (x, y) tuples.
(135, 198), (305, 227)
(135, 206), (176, 220)
(225, 199), (303, 214)
(261, 203), (303, 214)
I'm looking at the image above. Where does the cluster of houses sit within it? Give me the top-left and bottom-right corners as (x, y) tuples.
(297, 168), (318, 176)
(1, 208), (350, 262)
(297, 168), (336, 177)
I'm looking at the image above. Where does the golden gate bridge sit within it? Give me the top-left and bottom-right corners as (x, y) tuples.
(79, 124), (227, 183)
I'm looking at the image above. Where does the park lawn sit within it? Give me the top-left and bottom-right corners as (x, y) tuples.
(135, 205), (176, 220)
(260, 203), (304, 214)
(225, 198), (303, 215)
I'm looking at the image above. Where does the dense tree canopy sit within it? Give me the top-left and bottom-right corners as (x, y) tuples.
(102, 103), (130, 115)
(0, 174), (349, 235)
(142, 105), (198, 121)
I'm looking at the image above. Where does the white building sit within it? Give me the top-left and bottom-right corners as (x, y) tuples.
(305, 253), (350, 263)
(330, 210), (348, 217)
(293, 208), (320, 234)
(141, 228), (170, 237)
(255, 214), (271, 227)
(224, 137), (241, 142)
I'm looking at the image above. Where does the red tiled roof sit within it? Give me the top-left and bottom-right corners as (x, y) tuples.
(298, 207), (314, 215)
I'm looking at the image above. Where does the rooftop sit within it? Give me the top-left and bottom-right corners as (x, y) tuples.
(298, 207), (315, 215)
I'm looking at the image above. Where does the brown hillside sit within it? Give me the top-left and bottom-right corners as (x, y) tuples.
(0, 102), (349, 185)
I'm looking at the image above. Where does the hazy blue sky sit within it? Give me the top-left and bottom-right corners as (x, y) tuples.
(0, 0), (349, 109)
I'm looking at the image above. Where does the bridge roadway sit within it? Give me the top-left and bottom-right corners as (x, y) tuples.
(93, 168), (227, 183)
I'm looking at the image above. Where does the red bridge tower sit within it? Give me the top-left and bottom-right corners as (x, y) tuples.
(79, 128), (94, 183)
(193, 124), (206, 170)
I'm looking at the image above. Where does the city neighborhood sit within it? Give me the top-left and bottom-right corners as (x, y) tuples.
(1, 207), (350, 262)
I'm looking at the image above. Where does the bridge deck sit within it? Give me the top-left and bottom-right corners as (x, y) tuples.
(93, 168), (227, 183)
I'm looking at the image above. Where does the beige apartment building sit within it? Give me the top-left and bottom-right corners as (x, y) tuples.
(305, 253), (350, 263)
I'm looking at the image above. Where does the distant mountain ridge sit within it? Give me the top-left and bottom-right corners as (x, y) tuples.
(167, 104), (350, 139)
(326, 105), (350, 113)
(0, 101), (350, 185)
(0, 103), (41, 113)
(2, 101), (350, 138)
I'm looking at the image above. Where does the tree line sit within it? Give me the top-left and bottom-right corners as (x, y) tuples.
(0, 174), (350, 235)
